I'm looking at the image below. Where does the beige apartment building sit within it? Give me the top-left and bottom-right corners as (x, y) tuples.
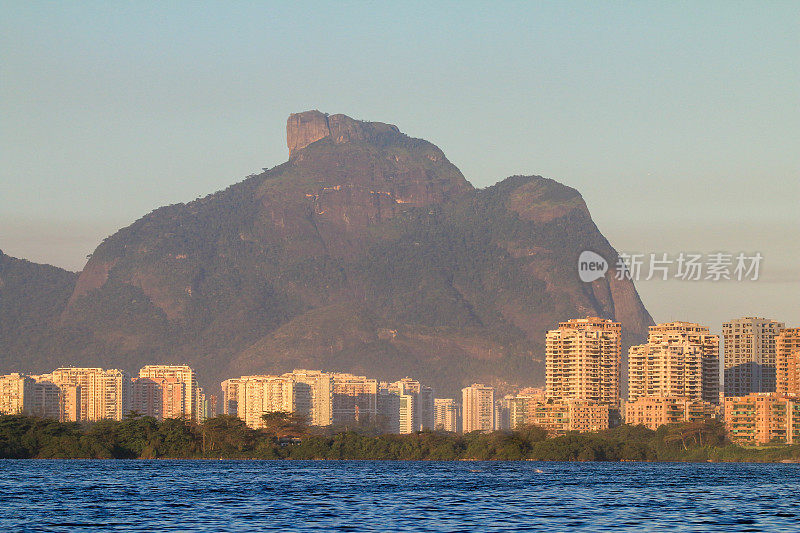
(0, 373), (62, 419)
(496, 388), (545, 431)
(629, 322), (720, 403)
(221, 375), (300, 428)
(433, 398), (460, 432)
(221, 370), (434, 433)
(527, 399), (610, 435)
(222, 370), (333, 428)
(58, 383), (81, 422)
(2, 365), (207, 423)
(45, 367), (129, 422)
(723, 317), (785, 396)
(625, 396), (717, 430)
(545, 317), (621, 406)
(776, 328), (800, 395)
(462, 384), (495, 433)
(139, 365), (201, 422)
(332, 373), (378, 425)
(723, 393), (800, 445)
(245, 376), (298, 428)
(283, 369), (334, 427)
(0, 373), (32, 415)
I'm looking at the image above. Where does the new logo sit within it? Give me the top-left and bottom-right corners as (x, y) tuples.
(578, 251), (608, 282)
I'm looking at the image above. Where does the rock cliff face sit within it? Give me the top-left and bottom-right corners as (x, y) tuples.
(1, 112), (653, 395)
(287, 110), (332, 155)
(287, 110), (404, 156)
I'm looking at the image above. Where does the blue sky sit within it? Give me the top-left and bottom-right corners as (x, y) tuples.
(1, 1), (797, 329)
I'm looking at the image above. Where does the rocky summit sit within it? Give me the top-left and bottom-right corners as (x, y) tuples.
(0, 111), (652, 396)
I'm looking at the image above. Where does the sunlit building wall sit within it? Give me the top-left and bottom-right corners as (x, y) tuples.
(545, 317), (621, 406)
(723, 317), (785, 396)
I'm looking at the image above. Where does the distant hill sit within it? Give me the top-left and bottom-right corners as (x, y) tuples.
(0, 111), (652, 396)
(0, 251), (78, 371)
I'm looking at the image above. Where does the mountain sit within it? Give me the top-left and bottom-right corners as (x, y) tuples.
(0, 111), (652, 396)
(0, 251), (78, 370)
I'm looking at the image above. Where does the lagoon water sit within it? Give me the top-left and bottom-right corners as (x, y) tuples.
(1, 460), (798, 532)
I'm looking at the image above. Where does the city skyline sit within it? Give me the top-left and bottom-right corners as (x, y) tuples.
(1, 2), (798, 332)
(4, 313), (799, 444)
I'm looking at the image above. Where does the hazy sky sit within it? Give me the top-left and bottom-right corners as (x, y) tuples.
(1, 2), (797, 331)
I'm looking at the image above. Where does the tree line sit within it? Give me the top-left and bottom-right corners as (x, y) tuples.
(1, 413), (798, 462)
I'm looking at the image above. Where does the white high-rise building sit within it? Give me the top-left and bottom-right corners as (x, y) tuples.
(433, 398), (460, 432)
(385, 378), (434, 433)
(462, 384), (494, 433)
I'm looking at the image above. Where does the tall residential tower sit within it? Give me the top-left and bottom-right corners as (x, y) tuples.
(723, 317), (785, 396)
(545, 317), (621, 406)
(462, 384), (495, 433)
(628, 321), (720, 403)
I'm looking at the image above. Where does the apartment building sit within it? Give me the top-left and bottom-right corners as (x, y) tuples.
(138, 365), (201, 422)
(625, 396), (717, 430)
(0, 373), (32, 415)
(462, 384), (495, 433)
(377, 387), (401, 434)
(46, 367), (129, 422)
(629, 322), (719, 403)
(723, 317), (785, 396)
(433, 398), (460, 432)
(723, 393), (800, 445)
(527, 399), (610, 435)
(331, 373), (378, 425)
(282, 369), (334, 427)
(776, 328), (800, 395)
(221, 375), (301, 428)
(130, 377), (163, 419)
(545, 317), (621, 406)
(221, 370), (334, 428)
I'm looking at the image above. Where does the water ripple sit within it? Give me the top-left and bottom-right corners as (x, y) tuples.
(0, 460), (798, 532)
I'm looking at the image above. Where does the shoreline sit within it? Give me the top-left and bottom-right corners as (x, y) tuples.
(3, 457), (799, 464)
(3, 414), (799, 463)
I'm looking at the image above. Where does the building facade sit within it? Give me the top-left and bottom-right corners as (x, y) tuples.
(776, 328), (800, 396)
(138, 365), (201, 422)
(723, 317), (785, 396)
(221, 370), (335, 429)
(46, 367), (129, 422)
(723, 393), (800, 445)
(221, 374), (309, 428)
(625, 396), (717, 430)
(527, 399), (610, 435)
(545, 317), (621, 406)
(0, 373), (32, 415)
(629, 322), (719, 403)
(462, 384), (495, 433)
(282, 369), (334, 427)
(332, 373), (378, 426)
(433, 398), (460, 432)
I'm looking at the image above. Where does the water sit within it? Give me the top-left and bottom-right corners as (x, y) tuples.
(1, 461), (798, 532)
